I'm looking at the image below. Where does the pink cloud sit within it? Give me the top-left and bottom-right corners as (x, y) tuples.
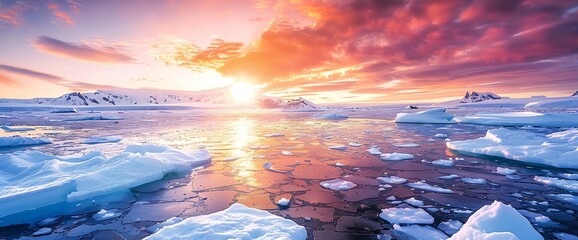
(33, 36), (135, 64)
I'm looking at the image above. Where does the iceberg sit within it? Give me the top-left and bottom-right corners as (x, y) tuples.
(0, 136), (52, 148)
(395, 108), (456, 124)
(449, 201), (543, 240)
(0, 145), (211, 219)
(144, 203), (306, 240)
(455, 112), (578, 127)
(447, 128), (578, 169)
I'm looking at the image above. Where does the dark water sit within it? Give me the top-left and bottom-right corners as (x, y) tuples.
(1, 109), (577, 239)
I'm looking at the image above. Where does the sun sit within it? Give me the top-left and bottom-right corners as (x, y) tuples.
(229, 82), (256, 102)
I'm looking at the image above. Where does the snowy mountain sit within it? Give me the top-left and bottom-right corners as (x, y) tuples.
(572, 90), (578, 97)
(460, 91), (503, 103)
(0, 88), (285, 108)
(282, 97), (320, 112)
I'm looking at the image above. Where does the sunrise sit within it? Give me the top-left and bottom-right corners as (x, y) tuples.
(1, 0), (578, 239)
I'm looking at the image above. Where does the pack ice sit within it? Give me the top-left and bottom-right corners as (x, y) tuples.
(395, 108), (456, 124)
(0, 145), (211, 219)
(447, 128), (578, 169)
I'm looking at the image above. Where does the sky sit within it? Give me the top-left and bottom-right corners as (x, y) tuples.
(1, 0), (577, 103)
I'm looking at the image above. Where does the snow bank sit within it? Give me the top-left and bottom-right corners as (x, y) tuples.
(395, 108), (456, 124)
(455, 112), (578, 127)
(144, 203), (306, 240)
(313, 113), (348, 120)
(0, 136), (52, 148)
(0, 145), (211, 218)
(147, 217), (183, 233)
(83, 136), (122, 144)
(447, 128), (578, 169)
(449, 201), (543, 240)
(0, 125), (34, 132)
(380, 207), (434, 224)
(320, 179), (357, 190)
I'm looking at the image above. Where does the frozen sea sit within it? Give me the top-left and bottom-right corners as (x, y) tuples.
(1, 105), (578, 239)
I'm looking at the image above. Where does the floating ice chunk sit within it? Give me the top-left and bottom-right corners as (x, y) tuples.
(320, 179), (357, 191)
(313, 113), (348, 120)
(144, 203), (306, 240)
(0, 136), (52, 148)
(379, 153), (413, 161)
(367, 146), (382, 155)
(276, 198), (290, 207)
(147, 217), (183, 233)
(377, 176), (407, 184)
(328, 145), (347, 151)
(447, 128), (578, 169)
(50, 108), (78, 113)
(407, 181), (453, 194)
(0, 145), (211, 219)
(264, 133), (284, 137)
(395, 108), (456, 124)
(534, 176), (578, 192)
(335, 162), (346, 167)
(392, 143), (420, 148)
(461, 178), (487, 184)
(92, 209), (121, 221)
(548, 194), (578, 205)
(404, 197), (424, 207)
(438, 219), (463, 235)
(559, 173), (578, 180)
(64, 116), (123, 121)
(393, 224), (448, 240)
(455, 111), (578, 127)
(262, 162), (292, 173)
(0, 125), (35, 132)
(348, 142), (362, 147)
(496, 167), (517, 175)
(386, 196), (396, 201)
(452, 209), (473, 214)
(434, 133), (448, 138)
(83, 136), (122, 144)
(32, 227), (52, 236)
(37, 217), (61, 227)
(449, 201), (543, 240)
(281, 150), (294, 156)
(438, 174), (459, 180)
(379, 207), (434, 224)
(554, 232), (578, 240)
(432, 159), (454, 167)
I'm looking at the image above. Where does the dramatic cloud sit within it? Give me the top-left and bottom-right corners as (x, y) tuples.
(151, 35), (244, 72)
(0, 64), (64, 82)
(212, 0), (578, 101)
(33, 36), (135, 64)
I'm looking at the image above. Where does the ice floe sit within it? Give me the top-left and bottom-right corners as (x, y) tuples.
(320, 179), (357, 190)
(449, 201), (543, 240)
(379, 207), (434, 224)
(0, 136), (52, 148)
(548, 194), (578, 205)
(554, 232), (578, 240)
(395, 108), (456, 124)
(534, 176), (578, 192)
(92, 209), (121, 221)
(438, 174), (459, 180)
(438, 219), (463, 235)
(432, 159), (454, 167)
(496, 167), (517, 175)
(367, 146), (382, 155)
(328, 145), (347, 151)
(146, 217), (183, 233)
(461, 178), (488, 184)
(83, 136), (122, 144)
(144, 203), (306, 240)
(0, 125), (35, 132)
(392, 143), (420, 148)
(348, 142), (362, 147)
(379, 153), (413, 161)
(434, 133), (448, 138)
(447, 128), (578, 169)
(50, 108), (79, 113)
(559, 173), (578, 180)
(407, 181), (453, 194)
(455, 112), (578, 127)
(377, 176), (407, 184)
(404, 197), (424, 207)
(0, 145), (211, 218)
(281, 150), (294, 156)
(393, 224), (448, 240)
(32, 227), (52, 236)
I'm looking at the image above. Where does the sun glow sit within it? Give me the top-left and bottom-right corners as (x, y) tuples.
(229, 82), (256, 102)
